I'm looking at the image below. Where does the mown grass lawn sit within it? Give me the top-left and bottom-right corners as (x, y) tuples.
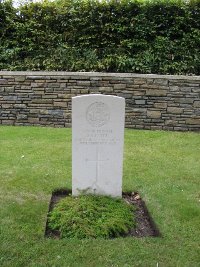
(0, 126), (199, 267)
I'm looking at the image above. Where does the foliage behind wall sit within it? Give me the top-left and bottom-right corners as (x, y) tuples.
(0, 0), (200, 74)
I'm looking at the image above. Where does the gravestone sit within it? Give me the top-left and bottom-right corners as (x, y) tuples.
(72, 94), (125, 197)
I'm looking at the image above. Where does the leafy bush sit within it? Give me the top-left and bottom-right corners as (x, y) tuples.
(0, 0), (199, 74)
(48, 194), (135, 239)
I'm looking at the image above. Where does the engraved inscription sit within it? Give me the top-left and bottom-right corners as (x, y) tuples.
(86, 102), (110, 127)
(76, 129), (120, 145)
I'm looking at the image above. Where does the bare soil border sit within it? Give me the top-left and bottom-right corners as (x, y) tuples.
(45, 188), (161, 239)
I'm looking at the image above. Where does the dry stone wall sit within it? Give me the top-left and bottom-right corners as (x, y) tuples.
(0, 71), (199, 131)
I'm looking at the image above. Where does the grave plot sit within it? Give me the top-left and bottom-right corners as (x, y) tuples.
(45, 189), (161, 239)
(45, 94), (160, 239)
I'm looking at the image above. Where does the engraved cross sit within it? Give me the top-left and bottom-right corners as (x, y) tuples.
(85, 146), (109, 185)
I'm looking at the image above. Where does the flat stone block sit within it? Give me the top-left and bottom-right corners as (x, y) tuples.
(48, 110), (64, 117)
(27, 76), (48, 80)
(54, 101), (67, 107)
(0, 79), (8, 85)
(132, 91), (145, 96)
(21, 86), (32, 90)
(147, 110), (161, 118)
(146, 90), (167, 96)
(51, 76), (70, 80)
(80, 89), (89, 94)
(114, 84), (126, 90)
(40, 109), (49, 115)
(153, 79), (168, 86)
(31, 82), (45, 88)
(144, 85), (169, 90)
(14, 104), (27, 108)
(60, 83), (67, 88)
(70, 89), (80, 94)
(32, 99), (52, 104)
(150, 126), (163, 130)
(90, 88), (101, 93)
(126, 85), (140, 89)
(186, 83), (199, 87)
(154, 103), (167, 109)
(133, 78), (146, 85)
(135, 100), (146, 105)
(186, 118), (200, 125)
(174, 127), (189, 131)
(15, 76), (26, 82)
(192, 88), (200, 93)
(2, 104), (13, 108)
(193, 101), (200, 108)
(118, 93), (132, 99)
(42, 94), (58, 99)
(29, 109), (39, 114)
(77, 81), (91, 86)
(46, 83), (60, 88)
(167, 107), (183, 114)
(46, 80), (57, 83)
(1, 120), (14, 125)
(165, 120), (177, 126)
(132, 108), (147, 113)
(70, 75), (90, 80)
(4, 87), (14, 92)
(175, 98), (194, 104)
(28, 118), (39, 123)
(169, 86), (179, 91)
(181, 87), (192, 93)
(90, 77), (102, 81)
(45, 88), (53, 93)
(17, 114), (28, 120)
(99, 87), (113, 92)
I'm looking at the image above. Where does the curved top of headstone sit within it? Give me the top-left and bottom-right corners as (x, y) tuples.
(72, 94), (125, 129)
(73, 94), (124, 100)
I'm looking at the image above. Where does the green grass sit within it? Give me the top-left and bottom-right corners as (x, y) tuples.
(0, 126), (199, 267)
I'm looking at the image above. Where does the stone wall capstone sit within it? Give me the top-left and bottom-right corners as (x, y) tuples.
(0, 71), (199, 131)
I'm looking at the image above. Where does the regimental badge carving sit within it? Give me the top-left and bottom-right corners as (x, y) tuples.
(86, 102), (110, 127)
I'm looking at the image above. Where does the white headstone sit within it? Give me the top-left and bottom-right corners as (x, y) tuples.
(72, 94), (125, 197)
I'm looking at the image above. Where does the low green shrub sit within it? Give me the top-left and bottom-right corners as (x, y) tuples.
(48, 194), (135, 239)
